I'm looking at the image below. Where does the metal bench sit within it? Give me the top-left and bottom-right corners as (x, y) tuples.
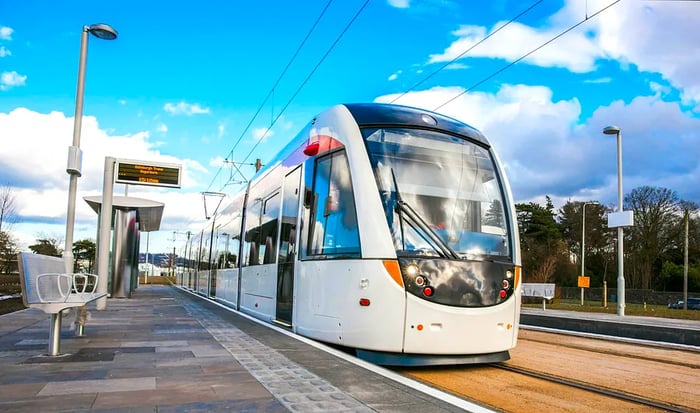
(17, 252), (107, 356)
(522, 283), (556, 310)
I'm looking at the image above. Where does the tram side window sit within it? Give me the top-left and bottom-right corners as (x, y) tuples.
(242, 200), (260, 267)
(216, 220), (240, 269)
(200, 231), (211, 271)
(243, 193), (280, 266)
(306, 151), (360, 257)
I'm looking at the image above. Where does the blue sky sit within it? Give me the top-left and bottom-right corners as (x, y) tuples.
(1, 0), (699, 254)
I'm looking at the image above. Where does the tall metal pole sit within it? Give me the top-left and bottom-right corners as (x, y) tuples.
(581, 202), (598, 306)
(96, 156), (116, 310)
(683, 209), (689, 310)
(604, 125), (625, 315)
(145, 231), (150, 285)
(62, 23), (118, 274)
(63, 27), (90, 276)
(581, 203), (587, 306)
(615, 129), (625, 316)
(62, 24), (117, 337)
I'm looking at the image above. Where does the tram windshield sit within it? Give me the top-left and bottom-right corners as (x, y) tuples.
(363, 127), (511, 259)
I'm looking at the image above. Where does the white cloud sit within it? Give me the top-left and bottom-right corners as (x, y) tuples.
(0, 108), (210, 252)
(583, 77), (612, 84)
(387, 0), (409, 9)
(0, 46), (10, 57)
(218, 122), (225, 138)
(592, 1), (700, 104)
(0, 71), (27, 91)
(428, 22), (601, 73)
(209, 156), (226, 167)
(388, 72), (399, 81)
(376, 84), (700, 206)
(156, 123), (168, 133)
(0, 26), (12, 40)
(444, 62), (469, 70)
(163, 101), (211, 116)
(253, 127), (273, 142)
(427, 1), (700, 104)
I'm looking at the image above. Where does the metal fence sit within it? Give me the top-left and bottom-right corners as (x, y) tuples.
(558, 286), (695, 306)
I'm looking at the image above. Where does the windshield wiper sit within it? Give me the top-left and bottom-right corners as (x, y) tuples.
(390, 169), (461, 260)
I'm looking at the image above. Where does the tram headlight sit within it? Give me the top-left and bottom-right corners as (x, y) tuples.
(406, 263), (419, 277)
(505, 270), (513, 279)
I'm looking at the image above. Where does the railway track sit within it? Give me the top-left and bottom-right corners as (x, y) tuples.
(518, 330), (700, 369)
(491, 363), (689, 413)
(398, 330), (699, 412)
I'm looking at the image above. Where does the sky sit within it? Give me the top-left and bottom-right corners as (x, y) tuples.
(1, 0), (699, 255)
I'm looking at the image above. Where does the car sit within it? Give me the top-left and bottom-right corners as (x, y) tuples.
(668, 298), (700, 310)
(668, 299), (683, 309)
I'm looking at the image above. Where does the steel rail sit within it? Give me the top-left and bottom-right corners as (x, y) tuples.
(491, 363), (688, 413)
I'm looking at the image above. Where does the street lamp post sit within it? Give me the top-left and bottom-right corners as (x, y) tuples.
(580, 201), (597, 306)
(603, 125), (625, 316)
(61, 24), (117, 341)
(63, 23), (118, 273)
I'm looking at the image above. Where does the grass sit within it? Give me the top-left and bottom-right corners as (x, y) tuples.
(523, 299), (700, 321)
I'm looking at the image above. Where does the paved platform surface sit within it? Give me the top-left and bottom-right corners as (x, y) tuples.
(0, 285), (470, 413)
(3, 286), (697, 412)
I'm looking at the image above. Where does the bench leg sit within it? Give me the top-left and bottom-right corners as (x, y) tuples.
(74, 305), (87, 337)
(48, 312), (62, 356)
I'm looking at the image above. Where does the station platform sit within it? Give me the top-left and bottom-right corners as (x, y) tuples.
(520, 306), (700, 347)
(0, 285), (477, 413)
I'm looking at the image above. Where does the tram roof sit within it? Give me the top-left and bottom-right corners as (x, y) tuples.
(250, 103), (490, 184)
(343, 103), (489, 146)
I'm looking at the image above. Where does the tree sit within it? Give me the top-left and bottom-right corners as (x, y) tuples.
(29, 236), (63, 257)
(0, 184), (19, 233)
(516, 197), (566, 284)
(625, 186), (680, 289)
(0, 231), (19, 274)
(73, 239), (96, 273)
(558, 201), (611, 287)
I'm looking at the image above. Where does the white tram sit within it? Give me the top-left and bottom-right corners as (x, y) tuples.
(177, 103), (521, 365)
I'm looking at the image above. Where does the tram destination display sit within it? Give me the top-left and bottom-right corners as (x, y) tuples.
(115, 159), (182, 188)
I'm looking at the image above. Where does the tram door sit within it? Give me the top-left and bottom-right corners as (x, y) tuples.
(276, 166), (301, 325)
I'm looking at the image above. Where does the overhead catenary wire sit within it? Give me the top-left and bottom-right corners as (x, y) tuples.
(390, 0), (545, 105)
(184, 0), (367, 236)
(433, 0), (622, 112)
(174, 0), (625, 254)
(205, 0), (336, 193)
(236, 0), (372, 178)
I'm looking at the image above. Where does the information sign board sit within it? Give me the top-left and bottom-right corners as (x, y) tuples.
(115, 159), (181, 188)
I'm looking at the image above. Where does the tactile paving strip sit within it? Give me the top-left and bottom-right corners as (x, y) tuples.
(183, 303), (373, 413)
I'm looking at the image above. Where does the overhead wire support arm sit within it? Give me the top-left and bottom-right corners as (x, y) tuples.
(223, 159), (256, 184)
(201, 191), (226, 220)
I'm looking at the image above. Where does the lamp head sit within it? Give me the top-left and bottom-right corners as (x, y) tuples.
(87, 23), (118, 40)
(603, 125), (620, 135)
